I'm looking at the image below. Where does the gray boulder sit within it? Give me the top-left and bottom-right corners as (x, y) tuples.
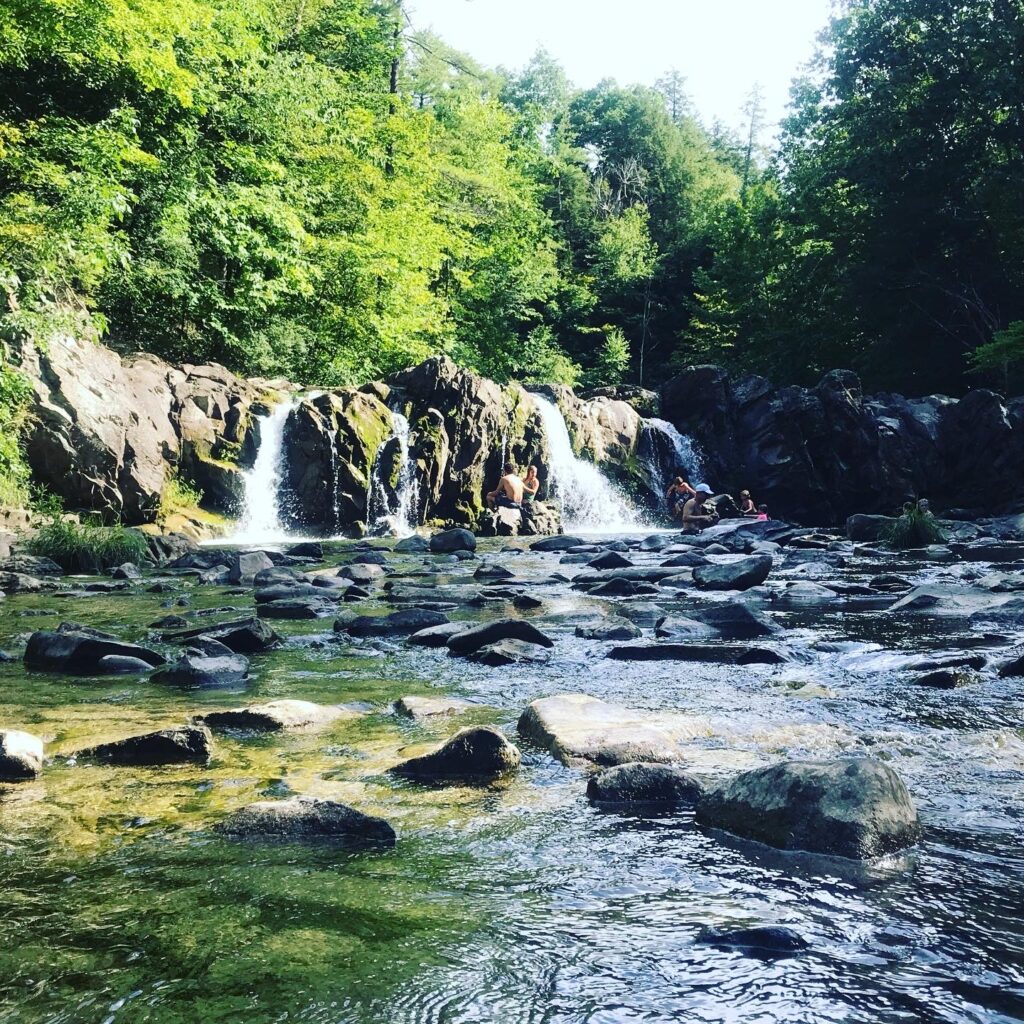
(587, 551), (633, 570)
(607, 643), (787, 665)
(228, 551), (275, 585)
(24, 630), (165, 674)
(0, 555), (63, 576)
(111, 562), (143, 580)
(199, 700), (352, 732)
(151, 650), (250, 688)
(575, 620), (642, 641)
(530, 535), (585, 552)
(390, 726), (520, 782)
(696, 758), (920, 859)
(395, 535), (430, 553)
(163, 617), (280, 653)
(77, 726), (212, 765)
(691, 602), (781, 639)
(216, 797), (396, 847)
(0, 729), (44, 780)
(467, 638), (551, 666)
(338, 609), (450, 637)
(429, 529), (476, 553)
(407, 622), (470, 648)
(586, 762), (704, 804)
(446, 618), (554, 656)
(693, 555), (773, 592)
(257, 596), (337, 619)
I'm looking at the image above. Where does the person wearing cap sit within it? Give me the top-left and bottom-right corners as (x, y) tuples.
(681, 483), (719, 532)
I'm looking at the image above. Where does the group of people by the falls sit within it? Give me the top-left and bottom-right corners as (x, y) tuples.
(667, 477), (769, 531)
(485, 460), (769, 533)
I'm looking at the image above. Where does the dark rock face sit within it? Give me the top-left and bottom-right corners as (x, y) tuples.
(151, 651), (250, 688)
(77, 726), (212, 765)
(24, 630), (165, 674)
(661, 364), (1024, 524)
(215, 797), (396, 847)
(607, 643), (787, 665)
(407, 623), (470, 648)
(696, 758), (921, 860)
(429, 529), (476, 553)
(7, 330), (285, 524)
(587, 762), (704, 804)
(390, 726), (521, 782)
(338, 609), (450, 637)
(163, 617), (280, 653)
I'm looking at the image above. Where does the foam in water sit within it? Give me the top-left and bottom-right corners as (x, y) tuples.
(531, 393), (644, 531)
(230, 396), (301, 544)
(367, 410), (420, 538)
(644, 417), (705, 483)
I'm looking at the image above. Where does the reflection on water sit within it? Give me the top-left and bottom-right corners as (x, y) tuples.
(0, 537), (1021, 1023)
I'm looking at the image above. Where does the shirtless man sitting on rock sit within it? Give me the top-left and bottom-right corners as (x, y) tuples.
(487, 462), (525, 510)
(681, 483), (719, 533)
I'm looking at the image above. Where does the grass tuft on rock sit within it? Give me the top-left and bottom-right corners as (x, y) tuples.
(881, 503), (947, 550)
(26, 511), (149, 573)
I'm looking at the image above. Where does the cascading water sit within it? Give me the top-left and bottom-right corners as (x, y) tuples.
(231, 396), (302, 544)
(641, 417), (705, 484)
(366, 411), (420, 538)
(531, 393), (643, 531)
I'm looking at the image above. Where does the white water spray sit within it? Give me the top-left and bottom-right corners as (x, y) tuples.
(230, 396), (302, 544)
(367, 411), (420, 538)
(531, 393), (643, 531)
(643, 417), (705, 483)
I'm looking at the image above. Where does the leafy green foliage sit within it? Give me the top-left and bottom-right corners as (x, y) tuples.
(26, 508), (149, 572)
(0, 361), (30, 508)
(969, 321), (1024, 391)
(882, 504), (948, 550)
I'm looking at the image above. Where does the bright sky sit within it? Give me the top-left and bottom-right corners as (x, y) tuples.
(406, 0), (834, 135)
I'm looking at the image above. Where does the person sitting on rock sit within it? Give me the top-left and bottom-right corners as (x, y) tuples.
(486, 462), (525, 510)
(756, 503), (770, 521)
(739, 490), (758, 516)
(682, 484), (719, 532)
(666, 477), (695, 519)
(523, 466), (540, 502)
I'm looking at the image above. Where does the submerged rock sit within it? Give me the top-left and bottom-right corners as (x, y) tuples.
(390, 726), (520, 782)
(587, 762), (704, 805)
(151, 650), (250, 688)
(338, 608), (450, 637)
(0, 729), (44, 780)
(693, 555), (773, 592)
(285, 541), (324, 559)
(24, 630), (165, 675)
(337, 563), (386, 584)
(691, 602), (781, 639)
(199, 700), (353, 732)
(257, 596), (338, 619)
(216, 797), (396, 847)
(696, 925), (809, 956)
(77, 725), (212, 765)
(607, 643), (787, 665)
(467, 638), (551, 666)
(394, 695), (477, 721)
(913, 669), (979, 689)
(696, 758), (920, 860)
(447, 618), (554, 655)
(575, 619), (643, 641)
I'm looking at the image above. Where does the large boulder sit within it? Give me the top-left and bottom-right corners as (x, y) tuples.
(429, 528), (476, 554)
(24, 630), (165, 674)
(151, 648), (250, 688)
(0, 730), (44, 780)
(696, 758), (921, 859)
(216, 797), (396, 847)
(446, 619), (553, 656)
(163, 617), (280, 653)
(693, 555), (773, 591)
(586, 762), (704, 805)
(337, 609), (450, 637)
(390, 726), (520, 782)
(76, 726), (212, 765)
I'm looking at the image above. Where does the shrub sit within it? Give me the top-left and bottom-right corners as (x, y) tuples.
(0, 364), (31, 509)
(158, 473), (204, 524)
(26, 506), (149, 573)
(881, 502), (947, 550)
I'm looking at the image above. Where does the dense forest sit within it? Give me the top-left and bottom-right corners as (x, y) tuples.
(2, 0), (1024, 412)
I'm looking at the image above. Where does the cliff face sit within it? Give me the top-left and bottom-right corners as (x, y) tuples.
(660, 365), (1024, 523)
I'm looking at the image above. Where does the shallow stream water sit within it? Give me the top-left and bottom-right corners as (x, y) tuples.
(0, 538), (1022, 1023)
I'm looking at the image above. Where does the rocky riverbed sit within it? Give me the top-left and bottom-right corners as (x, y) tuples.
(1, 518), (1023, 1022)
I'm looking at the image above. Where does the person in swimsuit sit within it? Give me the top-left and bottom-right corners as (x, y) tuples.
(523, 466), (540, 502)
(666, 477), (696, 519)
(486, 462), (525, 510)
(681, 483), (718, 532)
(739, 490), (757, 516)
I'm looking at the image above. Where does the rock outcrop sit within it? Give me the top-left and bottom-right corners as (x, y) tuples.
(661, 364), (1024, 523)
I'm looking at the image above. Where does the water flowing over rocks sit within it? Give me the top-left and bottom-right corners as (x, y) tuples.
(215, 797), (396, 847)
(696, 758), (921, 860)
(0, 730), (44, 780)
(24, 629), (165, 674)
(198, 700), (355, 732)
(695, 926), (809, 957)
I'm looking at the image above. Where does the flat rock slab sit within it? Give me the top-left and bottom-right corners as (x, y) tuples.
(151, 651), (250, 688)
(607, 643), (788, 665)
(693, 555), (773, 592)
(467, 638), (551, 666)
(695, 757), (921, 860)
(77, 726), (212, 766)
(338, 609), (450, 637)
(394, 695), (479, 721)
(390, 726), (520, 782)
(447, 619), (554, 656)
(24, 630), (165, 674)
(587, 762), (704, 805)
(518, 694), (708, 767)
(0, 729), (44, 780)
(199, 700), (356, 732)
(163, 617), (281, 653)
(406, 623), (470, 648)
(575, 620), (642, 641)
(216, 797), (396, 847)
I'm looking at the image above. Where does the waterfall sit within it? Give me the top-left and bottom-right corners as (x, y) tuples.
(367, 411), (420, 538)
(642, 417), (705, 484)
(231, 396), (301, 543)
(531, 394), (643, 532)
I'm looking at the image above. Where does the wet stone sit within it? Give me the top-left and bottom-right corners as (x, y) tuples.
(696, 925), (809, 957)
(199, 700), (353, 732)
(390, 726), (520, 782)
(339, 609), (450, 637)
(429, 529), (476, 553)
(163, 617), (280, 653)
(407, 623), (470, 648)
(24, 630), (166, 675)
(77, 725), (212, 766)
(394, 695), (478, 721)
(575, 619), (643, 641)
(216, 797), (396, 848)
(587, 762), (704, 805)
(467, 638), (551, 666)
(446, 619), (553, 656)
(607, 643), (787, 665)
(913, 669), (980, 689)
(151, 650), (250, 689)
(0, 729), (44, 781)
(693, 555), (773, 592)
